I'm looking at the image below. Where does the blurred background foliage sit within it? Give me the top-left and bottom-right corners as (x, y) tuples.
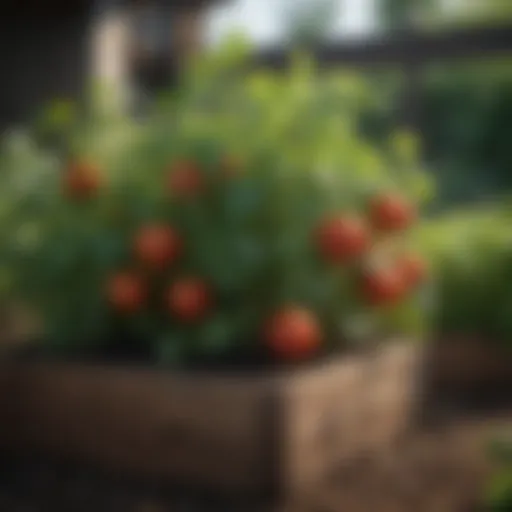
(276, 0), (512, 210)
(279, 0), (512, 42)
(335, 57), (512, 211)
(417, 203), (512, 345)
(379, 0), (512, 32)
(374, 0), (512, 210)
(422, 58), (512, 207)
(359, 58), (512, 210)
(485, 435), (512, 511)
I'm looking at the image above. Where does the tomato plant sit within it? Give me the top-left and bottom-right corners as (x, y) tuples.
(0, 37), (432, 366)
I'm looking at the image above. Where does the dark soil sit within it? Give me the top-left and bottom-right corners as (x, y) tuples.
(8, 336), (343, 374)
(0, 411), (509, 512)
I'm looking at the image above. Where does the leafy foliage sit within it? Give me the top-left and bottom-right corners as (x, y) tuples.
(423, 59), (512, 207)
(378, 0), (512, 32)
(0, 37), (431, 365)
(486, 471), (512, 511)
(357, 58), (512, 210)
(436, 0), (512, 29)
(378, 0), (440, 31)
(417, 202), (512, 347)
(485, 435), (512, 511)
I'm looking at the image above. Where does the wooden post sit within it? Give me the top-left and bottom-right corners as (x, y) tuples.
(90, 0), (132, 110)
(170, 6), (206, 69)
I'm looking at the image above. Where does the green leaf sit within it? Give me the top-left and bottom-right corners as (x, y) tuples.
(196, 315), (237, 355)
(488, 436), (512, 465)
(155, 333), (186, 366)
(390, 129), (421, 165)
(223, 179), (262, 222)
(485, 471), (512, 511)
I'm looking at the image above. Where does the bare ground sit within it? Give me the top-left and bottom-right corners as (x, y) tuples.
(0, 411), (509, 512)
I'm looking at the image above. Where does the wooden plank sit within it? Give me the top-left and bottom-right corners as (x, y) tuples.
(0, 343), (422, 500)
(255, 25), (512, 69)
(278, 354), (368, 497)
(278, 343), (422, 498)
(0, 362), (276, 494)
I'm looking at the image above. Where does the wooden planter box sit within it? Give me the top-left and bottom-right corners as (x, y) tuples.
(0, 343), (422, 501)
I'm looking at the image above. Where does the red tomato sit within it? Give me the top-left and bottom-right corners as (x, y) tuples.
(167, 278), (211, 323)
(264, 307), (322, 361)
(106, 272), (146, 313)
(398, 253), (427, 288)
(315, 216), (370, 263)
(361, 266), (407, 306)
(166, 160), (203, 197)
(133, 224), (181, 269)
(369, 193), (416, 232)
(63, 160), (101, 200)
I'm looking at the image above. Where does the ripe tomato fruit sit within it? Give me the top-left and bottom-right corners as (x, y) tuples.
(134, 224), (181, 269)
(167, 278), (211, 323)
(106, 272), (146, 313)
(361, 266), (407, 306)
(398, 253), (427, 288)
(167, 160), (203, 197)
(369, 193), (416, 232)
(315, 215), (370, 263)
(264, 307), (322, 361)
(63, 160), (101, 200)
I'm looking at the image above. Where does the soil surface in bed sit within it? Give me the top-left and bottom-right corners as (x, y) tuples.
(8, 336), (344, 373)
(0, 410), (509, 512)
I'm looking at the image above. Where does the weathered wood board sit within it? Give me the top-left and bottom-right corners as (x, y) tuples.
(0, 343), (422, 500)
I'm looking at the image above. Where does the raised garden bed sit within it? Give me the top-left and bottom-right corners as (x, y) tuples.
(0, 343), (422, 501)
(0, 42), (441, 506)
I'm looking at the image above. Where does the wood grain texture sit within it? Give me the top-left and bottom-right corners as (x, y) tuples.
(278, 343), (422, 498)
(0, 343), (422, 499)
(0, 363), (276, 494)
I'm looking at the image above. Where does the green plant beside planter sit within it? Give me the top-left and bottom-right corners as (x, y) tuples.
(485, 436), (512, 511)
(419, 206), (512, 349)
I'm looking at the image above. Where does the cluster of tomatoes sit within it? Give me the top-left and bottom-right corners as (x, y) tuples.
(266, 193), (426, 361)
(64, 159), (211, 324)
(62, 158), (426, 362)
(315, 194), (425, 304)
